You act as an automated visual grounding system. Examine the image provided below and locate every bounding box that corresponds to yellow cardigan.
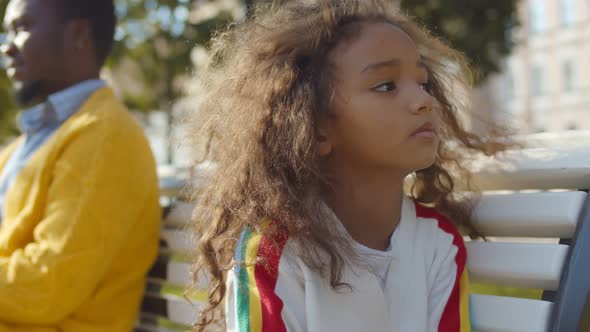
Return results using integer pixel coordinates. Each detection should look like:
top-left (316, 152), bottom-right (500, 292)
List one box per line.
top-left (0, 87), bottom-right (161, 332)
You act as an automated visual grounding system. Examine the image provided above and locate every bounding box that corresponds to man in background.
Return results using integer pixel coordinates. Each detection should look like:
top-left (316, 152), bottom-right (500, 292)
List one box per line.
top-left (0, 0), bottom-right (161, 331)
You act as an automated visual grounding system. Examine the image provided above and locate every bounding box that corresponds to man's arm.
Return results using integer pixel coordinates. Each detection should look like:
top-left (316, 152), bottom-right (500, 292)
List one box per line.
top-left (0, 138), bottom-right (23, 173)
top-left (0, 124), bottom-right (156, 324)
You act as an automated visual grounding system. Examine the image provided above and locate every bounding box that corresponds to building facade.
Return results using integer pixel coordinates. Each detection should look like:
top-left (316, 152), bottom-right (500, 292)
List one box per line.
top-left (480, 0), bottom-right (590, 133)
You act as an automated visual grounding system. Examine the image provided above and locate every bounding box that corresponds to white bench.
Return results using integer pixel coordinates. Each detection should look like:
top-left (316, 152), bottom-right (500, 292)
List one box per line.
top-left (466, 135), bottom-right (590, 332)
top-left (135, 178), bottom-right (201, 332)
top-left (137, 133), bottom-right (590, 332)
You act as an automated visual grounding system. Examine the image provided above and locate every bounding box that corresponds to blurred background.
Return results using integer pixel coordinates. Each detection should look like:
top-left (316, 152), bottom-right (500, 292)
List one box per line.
top-left (0, 0), bottom-right (588, 169)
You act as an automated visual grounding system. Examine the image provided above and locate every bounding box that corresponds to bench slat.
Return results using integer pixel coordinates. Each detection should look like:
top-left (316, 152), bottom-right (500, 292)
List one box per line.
top-left (159, 178), bottom-right (186, 197)
top-left (135, 321), bottom-right (186, 332)
top-left (470, 294), bottom-right (552, 332)
top-left (472, 191), bottom-right (586, 238)
top-left (145, 279), bottom-right (208, 303)
top-left (141, 295), bottom-right (196, 327)
top-left (167, 298), bottom-right (196, 327)
top-left (166, 261), bottom-right (192, 287)
top-left (148, 254), bottom-right (210, 290)
top-left (161, 229), bottom-right (192, 253)
top-left (467, 242), bottom-right (569, 290)
top-left (164, 202), bottom-right (194, 227)
top-left (142, 280), bottom-right (206, 327)
top-left (467, 146), bottom-right (590, 191)
top-left (135, 324), bottom-right (185, 332)
top-left (148, 256), bottom-right (192, 287)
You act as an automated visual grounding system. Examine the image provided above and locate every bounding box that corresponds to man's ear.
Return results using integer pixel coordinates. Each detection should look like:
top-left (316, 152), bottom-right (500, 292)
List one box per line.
top-left (64, 19), bottom-right (92, 52)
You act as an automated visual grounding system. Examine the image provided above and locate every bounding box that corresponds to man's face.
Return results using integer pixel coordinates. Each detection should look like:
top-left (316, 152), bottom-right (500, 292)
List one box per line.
top-left (2, 0), bottom-right (65, 106)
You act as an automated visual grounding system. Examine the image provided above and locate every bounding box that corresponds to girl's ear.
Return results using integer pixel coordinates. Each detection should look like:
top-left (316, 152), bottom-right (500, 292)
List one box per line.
top-left (317, 117), bottom-right (334, 157)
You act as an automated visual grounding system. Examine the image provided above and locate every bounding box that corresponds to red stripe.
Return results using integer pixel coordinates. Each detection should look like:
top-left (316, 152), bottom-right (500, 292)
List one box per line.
top-left (415, 203), bottom-right (467, 332)
top-left (254, 228), bottom-right (289, 332)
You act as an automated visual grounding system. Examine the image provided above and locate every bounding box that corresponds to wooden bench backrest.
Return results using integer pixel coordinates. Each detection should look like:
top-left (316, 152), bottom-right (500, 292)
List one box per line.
top-left (136, 180), bottom-right (198, 332)
top-left (465, 138), bottom-right (590, 332)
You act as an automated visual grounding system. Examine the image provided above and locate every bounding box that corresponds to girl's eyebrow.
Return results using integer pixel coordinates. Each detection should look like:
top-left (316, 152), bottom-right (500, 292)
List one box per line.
top-left (361, 59), bottom-right (400, 74)
top-left (362, 58), bottom-right (428, 74)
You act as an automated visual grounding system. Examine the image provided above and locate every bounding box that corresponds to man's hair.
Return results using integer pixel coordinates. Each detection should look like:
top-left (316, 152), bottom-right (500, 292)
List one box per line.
top-left (56, 0), bottom-right (116, 67)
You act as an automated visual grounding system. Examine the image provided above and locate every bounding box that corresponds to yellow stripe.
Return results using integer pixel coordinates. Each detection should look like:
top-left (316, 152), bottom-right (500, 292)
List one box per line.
top-left (246, 231), bottom-right (263, 332)
top-left (460, 268), bottom-right (472, 332)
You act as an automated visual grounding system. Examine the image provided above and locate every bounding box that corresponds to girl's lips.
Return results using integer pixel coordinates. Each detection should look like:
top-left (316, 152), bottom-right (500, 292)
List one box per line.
top-left (412, 130), bottom-right (436, 138)
top-left (411, 122), bottom-right (437, 138)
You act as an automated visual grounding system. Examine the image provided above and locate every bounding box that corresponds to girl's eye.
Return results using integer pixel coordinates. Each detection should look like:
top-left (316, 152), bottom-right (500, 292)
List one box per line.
top-left (420, 81), bottom-right (433, 93)
top-left (372, 82), bottom-right (396, 92)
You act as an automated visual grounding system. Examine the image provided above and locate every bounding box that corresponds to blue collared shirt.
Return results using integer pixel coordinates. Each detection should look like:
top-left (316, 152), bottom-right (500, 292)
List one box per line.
top-left (0, 79), bottom-right (105, 222)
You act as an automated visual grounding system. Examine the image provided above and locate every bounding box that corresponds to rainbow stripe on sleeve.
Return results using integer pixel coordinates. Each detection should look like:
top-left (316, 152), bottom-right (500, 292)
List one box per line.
top-left (233, 225), bottom-right (289, 332)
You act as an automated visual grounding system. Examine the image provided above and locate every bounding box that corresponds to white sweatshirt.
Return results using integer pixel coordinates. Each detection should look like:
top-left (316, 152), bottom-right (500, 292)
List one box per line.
top-left (225, 195), bottom-right (471, 332)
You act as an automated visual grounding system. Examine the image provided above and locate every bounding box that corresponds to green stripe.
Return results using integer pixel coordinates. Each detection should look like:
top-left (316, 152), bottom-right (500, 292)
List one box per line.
top-left (156, 316), bottom-right (191, 331)
top-left (237, 229), bottom-right (253, 332)
top-left (159, 281), bottom-right (208, 303)
top-left (169, 252), bottom-right (192, 262)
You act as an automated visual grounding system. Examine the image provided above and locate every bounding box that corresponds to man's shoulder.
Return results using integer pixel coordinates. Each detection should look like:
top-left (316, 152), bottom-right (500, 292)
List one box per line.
top-left (0, 137), bottom-right (24, 168)
top-left (65, 87), bottom-right (149, 146)
top-left (78, 87), bottom-right (139, 129)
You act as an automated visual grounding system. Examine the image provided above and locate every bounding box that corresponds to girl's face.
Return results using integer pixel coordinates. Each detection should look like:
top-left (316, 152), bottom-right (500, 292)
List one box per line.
top-left (322, 22), bottom-right (440, 176)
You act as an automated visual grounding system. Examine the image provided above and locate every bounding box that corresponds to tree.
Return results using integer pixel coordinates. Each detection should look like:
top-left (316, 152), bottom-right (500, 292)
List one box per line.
top-left (246, 0), bottom-right (519, 83)
top-left (0, 72), bottom-right (17, 143)
top-left (399, 0), bottom-right (519, 82)
top-left (0, 0), bottom-right (18, 143)
top-left (108, 0), bottom-right (243, 163)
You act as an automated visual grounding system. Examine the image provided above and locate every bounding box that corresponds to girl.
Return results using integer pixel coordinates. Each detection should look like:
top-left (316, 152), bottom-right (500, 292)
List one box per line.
top-left (189, 0), bottom-right (507, 331)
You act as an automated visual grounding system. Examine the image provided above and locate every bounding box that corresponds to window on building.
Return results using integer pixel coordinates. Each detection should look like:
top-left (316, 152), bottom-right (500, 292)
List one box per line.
top-left (534, 126), bottom-right (546, 133)
top-left (531, 65), bottom-right (545, 96)
top-left (560, 0), bottom-right (576, 26)
top-left (561, 59), bottom-right (576, 92)
top-left (529, 0), bottom-right (545, 33)
top-left (505, 72), bottom-right (515, 100)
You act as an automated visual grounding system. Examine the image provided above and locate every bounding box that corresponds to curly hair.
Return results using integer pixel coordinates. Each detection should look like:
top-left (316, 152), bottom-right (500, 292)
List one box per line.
top-left (187, 0), bottom-right (511, 329)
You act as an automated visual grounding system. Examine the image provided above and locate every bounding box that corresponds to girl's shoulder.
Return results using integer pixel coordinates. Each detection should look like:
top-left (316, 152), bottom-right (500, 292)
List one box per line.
top-left (412, 199), bottom-right (464, 242)
top-left (228, 223), bottom-right (303, 332)
top-left (232, 221), bottom-right (309, 284)
top-left (408, 199), bottom-right (467, 260)
top-left (234, 220), bottom-right (291, 267)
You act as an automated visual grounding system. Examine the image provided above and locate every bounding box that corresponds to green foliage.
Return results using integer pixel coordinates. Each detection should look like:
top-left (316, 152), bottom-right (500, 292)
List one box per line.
top-left (109, 0), bottom-right (237, 112)
top-left (0, 0), bottom-right (18, 143)
top-left (0, 72), bottom-right (17, 142)
top-left (400, 0), bottom-right (519, 82)
top-left (108, 0), bottom-right (241, 163)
